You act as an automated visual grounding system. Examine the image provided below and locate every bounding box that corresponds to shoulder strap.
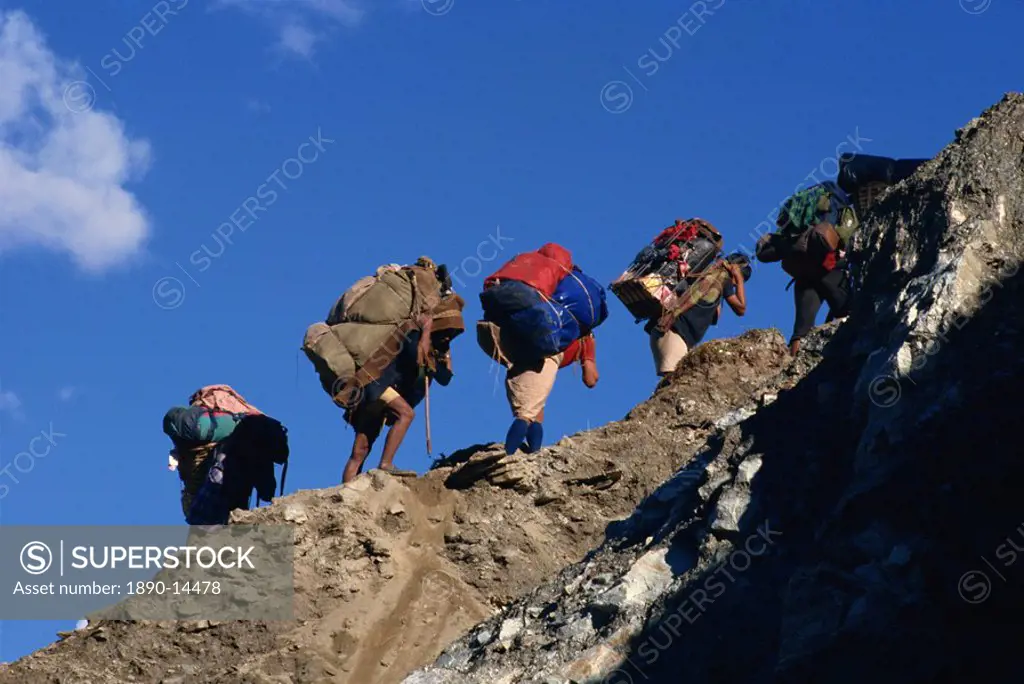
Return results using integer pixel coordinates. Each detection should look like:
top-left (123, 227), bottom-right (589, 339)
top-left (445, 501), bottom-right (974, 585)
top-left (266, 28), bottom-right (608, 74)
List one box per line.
top-left (664, 264), bottom-right (728, 324)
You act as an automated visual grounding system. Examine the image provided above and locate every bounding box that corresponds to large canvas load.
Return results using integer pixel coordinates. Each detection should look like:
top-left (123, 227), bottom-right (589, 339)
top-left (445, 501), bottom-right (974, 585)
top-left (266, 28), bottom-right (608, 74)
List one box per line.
top-left (327, 263), bottom-right (443, 326)
top-left (610, 218), bottom-right (724, 322)
top-left (302, 320), bottom-right (405, 406)
top-left (303, 255), bottom-right (463, 408)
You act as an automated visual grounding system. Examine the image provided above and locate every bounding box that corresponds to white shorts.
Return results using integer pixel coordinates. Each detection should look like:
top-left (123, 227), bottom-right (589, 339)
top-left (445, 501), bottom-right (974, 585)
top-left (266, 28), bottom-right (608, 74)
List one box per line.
top-left (649, 328), bottom-right (689, 375)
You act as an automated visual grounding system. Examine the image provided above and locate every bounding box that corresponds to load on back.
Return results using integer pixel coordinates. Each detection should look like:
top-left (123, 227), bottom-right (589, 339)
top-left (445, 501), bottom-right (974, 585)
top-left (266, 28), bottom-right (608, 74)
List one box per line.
top-left (302, 259), bottom-right (460, 407)
top-left (838, 153), bottom-right (928, 214)
top-left (477, 243), bottom-right (609, 363)
top-left (755, 181), bottom-right (859, 281)
top-left (610, 218), bottom-right (725, 323)
top-left (162, 384), bottom-right (289, 525)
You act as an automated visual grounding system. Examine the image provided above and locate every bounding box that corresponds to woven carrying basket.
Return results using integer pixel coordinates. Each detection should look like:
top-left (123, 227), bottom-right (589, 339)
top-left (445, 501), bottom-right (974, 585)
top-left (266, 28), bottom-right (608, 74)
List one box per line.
top-left (856, 181), bottom-right (890, 214)
top-left (610, 274), bottom-right (679, 320)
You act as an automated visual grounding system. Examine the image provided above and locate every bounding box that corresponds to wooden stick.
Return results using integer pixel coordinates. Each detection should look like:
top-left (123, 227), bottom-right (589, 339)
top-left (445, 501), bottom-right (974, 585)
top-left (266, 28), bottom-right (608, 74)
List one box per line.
top-left (424, 373), bottom-right (432, 455)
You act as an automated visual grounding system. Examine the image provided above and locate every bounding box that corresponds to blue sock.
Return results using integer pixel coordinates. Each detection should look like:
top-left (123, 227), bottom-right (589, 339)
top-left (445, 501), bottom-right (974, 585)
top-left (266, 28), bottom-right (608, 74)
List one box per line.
top-left (505, 418), bottom-right (529, 455)
top-left (525, 421), bottom-right (544, 453)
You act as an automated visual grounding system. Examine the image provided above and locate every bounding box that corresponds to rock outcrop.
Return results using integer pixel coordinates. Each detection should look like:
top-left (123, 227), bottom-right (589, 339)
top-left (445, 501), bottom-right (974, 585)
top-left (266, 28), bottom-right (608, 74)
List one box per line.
top-left (402, 92), bottom-right (1024, 683)
top-left (3, 93), bottom-right (1022, 684)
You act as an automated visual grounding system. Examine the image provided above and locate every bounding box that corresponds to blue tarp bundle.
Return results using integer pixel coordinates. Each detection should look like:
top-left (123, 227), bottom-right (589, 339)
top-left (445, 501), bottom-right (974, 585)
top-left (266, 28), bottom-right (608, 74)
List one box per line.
top-left (480, 267), bottom-right (608, 358)
top-left (552, 267), bottom-right (608, 333)
top-left (163, 407), bottom-right (242, 446)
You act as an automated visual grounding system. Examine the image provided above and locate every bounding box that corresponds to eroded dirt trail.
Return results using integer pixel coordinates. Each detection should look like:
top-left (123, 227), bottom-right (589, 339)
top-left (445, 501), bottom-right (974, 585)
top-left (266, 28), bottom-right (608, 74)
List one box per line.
top-left (340, 479), bottom-right (493, 684)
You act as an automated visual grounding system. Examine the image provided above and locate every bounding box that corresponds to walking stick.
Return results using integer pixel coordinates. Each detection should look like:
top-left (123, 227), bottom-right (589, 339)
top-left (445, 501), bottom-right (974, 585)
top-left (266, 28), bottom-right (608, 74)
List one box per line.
top-left (424, 372), bottom-right (432, 455)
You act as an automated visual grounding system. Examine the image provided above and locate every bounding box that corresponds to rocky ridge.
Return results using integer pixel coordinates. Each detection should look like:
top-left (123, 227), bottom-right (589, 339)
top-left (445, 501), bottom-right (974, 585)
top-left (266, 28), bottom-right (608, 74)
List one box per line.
top-left (402, 92), bottom-right (1024, 683)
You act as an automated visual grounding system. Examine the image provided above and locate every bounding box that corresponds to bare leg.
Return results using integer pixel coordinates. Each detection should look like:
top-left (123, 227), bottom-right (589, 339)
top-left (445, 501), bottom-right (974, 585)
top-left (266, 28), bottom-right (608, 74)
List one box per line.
top-left (343, 414), bottom-right (382, 484)
top-left (378, 396), bottom-right (416, 472)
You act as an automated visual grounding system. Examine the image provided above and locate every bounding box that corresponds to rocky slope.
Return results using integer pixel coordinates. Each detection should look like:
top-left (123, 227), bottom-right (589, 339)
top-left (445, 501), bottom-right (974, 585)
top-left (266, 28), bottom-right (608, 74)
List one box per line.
top-left (0, 324), bottom-right (831, 683)
top-left (4, 92), bottom-right (1022, 684)
top-left (402, 92), bottom-right (1024, 683)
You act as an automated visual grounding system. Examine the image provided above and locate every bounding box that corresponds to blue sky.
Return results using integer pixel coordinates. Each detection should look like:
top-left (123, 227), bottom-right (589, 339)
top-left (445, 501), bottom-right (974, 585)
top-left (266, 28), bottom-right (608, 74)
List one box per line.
top-left (0, 0), bottom-right (1019, 664)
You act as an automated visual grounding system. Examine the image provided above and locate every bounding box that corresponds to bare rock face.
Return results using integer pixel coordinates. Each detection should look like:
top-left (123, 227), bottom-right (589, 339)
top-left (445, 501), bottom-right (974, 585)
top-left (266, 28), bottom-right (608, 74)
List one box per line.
top-left (402, 93), bottom-right (1024, 683)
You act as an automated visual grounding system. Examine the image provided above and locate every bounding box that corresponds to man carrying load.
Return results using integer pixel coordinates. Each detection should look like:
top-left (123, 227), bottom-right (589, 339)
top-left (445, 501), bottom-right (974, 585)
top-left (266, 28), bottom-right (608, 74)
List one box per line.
top-left (162, 384), bottom-right (289, 525)
top-left (755, 181), bottom-right (858, 355)
top-left (476, 243), bottom-right (607, 454)
top-left (341, 293), bottom-right (464, 483)
top-left (610, 219), bottom-right (750, 376)
top-left (649, 253), bottom-right (750, 376)
top-left (302, 257), bottom-right (466, 484)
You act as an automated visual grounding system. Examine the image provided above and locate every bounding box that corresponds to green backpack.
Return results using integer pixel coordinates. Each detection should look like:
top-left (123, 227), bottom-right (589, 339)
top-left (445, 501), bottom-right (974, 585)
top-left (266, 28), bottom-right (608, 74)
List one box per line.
top-left (776, 181), bottom-right (859, 248)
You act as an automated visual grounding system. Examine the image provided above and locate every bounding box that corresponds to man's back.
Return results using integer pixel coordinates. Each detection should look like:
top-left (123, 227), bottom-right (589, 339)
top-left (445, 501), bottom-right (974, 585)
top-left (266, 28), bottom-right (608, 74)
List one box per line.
top-left (649, 278), bottom-right (736, 348)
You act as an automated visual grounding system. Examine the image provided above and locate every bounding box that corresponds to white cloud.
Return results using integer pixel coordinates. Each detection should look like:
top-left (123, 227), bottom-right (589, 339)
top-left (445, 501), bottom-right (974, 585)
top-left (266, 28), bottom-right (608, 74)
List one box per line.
top-left (214, 0), bottom-right (367, 59)
top-left (0, 389), bottom-right (24, 420)
top-left (0, 10), bottom-right (152, 274)
top-left (279, 22), bottom-right (319, 59)
top-left (57, 386), bottom-right (76, 401)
